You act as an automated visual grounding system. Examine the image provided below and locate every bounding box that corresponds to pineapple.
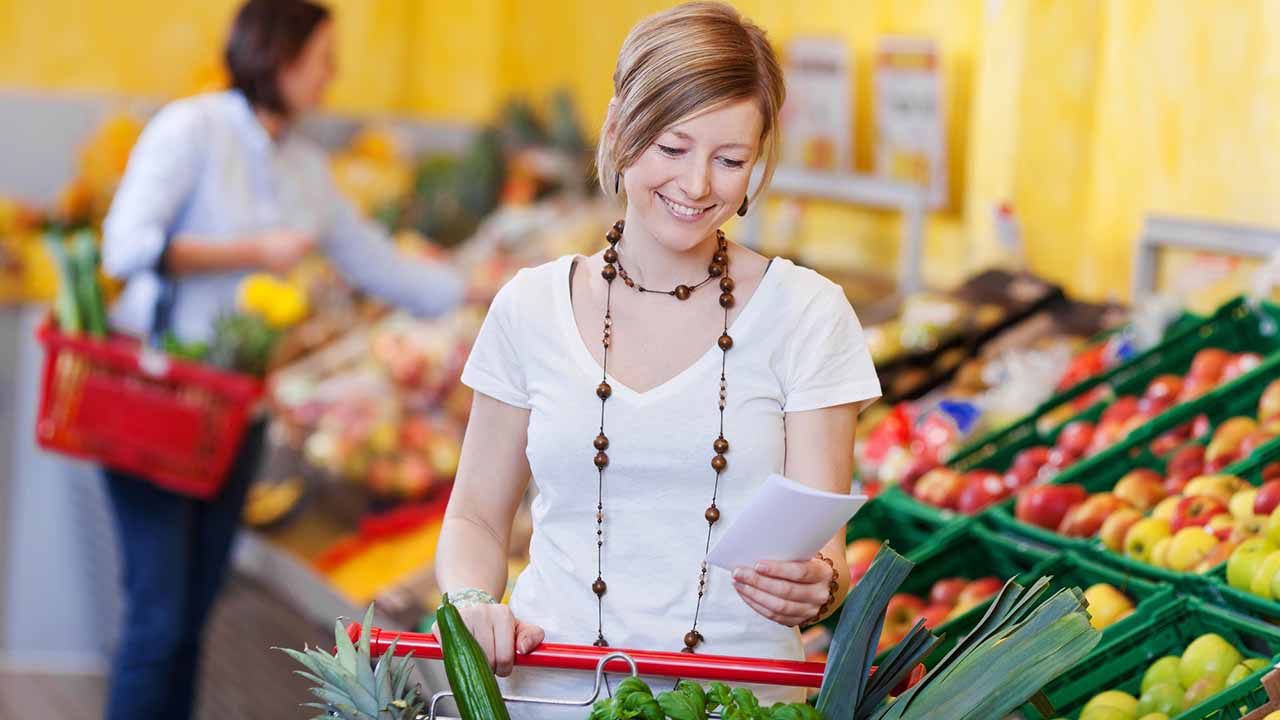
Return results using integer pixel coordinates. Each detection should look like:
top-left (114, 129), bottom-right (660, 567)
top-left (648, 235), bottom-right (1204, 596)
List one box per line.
top-left (277, 605), bottom-right (428, 720)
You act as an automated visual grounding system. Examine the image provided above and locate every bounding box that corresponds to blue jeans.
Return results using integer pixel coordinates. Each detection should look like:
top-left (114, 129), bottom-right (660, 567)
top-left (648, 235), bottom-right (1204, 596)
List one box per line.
top-left (102, 420), bottom-right (265, 720)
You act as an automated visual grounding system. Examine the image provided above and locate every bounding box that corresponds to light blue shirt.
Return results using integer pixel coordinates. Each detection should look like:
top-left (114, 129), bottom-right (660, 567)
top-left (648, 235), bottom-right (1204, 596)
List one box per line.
top-left (103, 90), bottom-right (464, 342)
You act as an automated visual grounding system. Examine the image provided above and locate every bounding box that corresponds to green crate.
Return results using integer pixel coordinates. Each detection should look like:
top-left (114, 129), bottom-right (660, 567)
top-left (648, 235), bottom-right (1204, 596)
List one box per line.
top-left (949, 297), bottom-right (1280, 474)
top-left (1020, 595), bottom-right (1280, 720)
top-left (844, 493), bottom-right (960, 558)
top-left (981, 355), bottom-right (1280, 581)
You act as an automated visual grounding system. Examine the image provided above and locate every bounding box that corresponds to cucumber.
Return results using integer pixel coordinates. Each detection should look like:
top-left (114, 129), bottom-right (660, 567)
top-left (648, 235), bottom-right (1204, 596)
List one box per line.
top-left (42, 232), bottom-right (81, 334)
top-left (436, 593), bottom-right (511, 720)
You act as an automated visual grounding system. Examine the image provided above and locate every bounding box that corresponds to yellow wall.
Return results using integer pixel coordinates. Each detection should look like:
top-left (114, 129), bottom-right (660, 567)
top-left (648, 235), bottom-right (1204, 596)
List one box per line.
top-left (3, 1), bottom-right (1280, 300)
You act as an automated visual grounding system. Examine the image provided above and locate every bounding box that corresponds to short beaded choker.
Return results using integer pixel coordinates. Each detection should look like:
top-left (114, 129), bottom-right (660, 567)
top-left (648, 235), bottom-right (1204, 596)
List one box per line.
top-left (591, 220), bottom-right (736, 652)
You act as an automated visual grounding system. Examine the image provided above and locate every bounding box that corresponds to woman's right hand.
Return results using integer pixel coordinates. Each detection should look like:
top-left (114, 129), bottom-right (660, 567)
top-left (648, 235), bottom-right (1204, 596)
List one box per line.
top-left (433, 603), bottom-right (545, 677)
top-left (253, 230), bottom-right (315, 273)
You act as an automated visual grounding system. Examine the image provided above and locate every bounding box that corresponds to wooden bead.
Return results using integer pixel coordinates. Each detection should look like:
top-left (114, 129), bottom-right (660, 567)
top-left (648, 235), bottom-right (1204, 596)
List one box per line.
top-left (719, 276), bottom-right (735, 292)
top-left (614, 219), bottom-right (625, 231)
top-left (718, 333), bottom-right (733, 351)
top-left (683, 631), bottom-right (701, 649)
top-left (711, 454), bottom-right (727, 471)
top-left (594, 451), bottom-right (609, 468)
top-left (594, 433), bottom-right (609, 451)
top-left (707, 263), bottom-right (723, 277)
top-left (606, 229), bottom-right (621, 243)
top-left (592, 578), bottom-right (607, 596)
top-left (601, 264), bottom-right (617, 282)
top-left (623, 277), bottom-right (635, 288)
top-left (596, 382), bottom-right (612, 399)
top-left (714, 437), bottom-right (729, 454)
top-left (719, 292), bottom-right (734, 308)
top-left (603, 247), bottom-right (618, 264)
top-left (713, 252), bottom-right (728, 266)
top-left (705, 504), bottom-right (720, 523)
top-left (674, 285), bottom-right (691, 301)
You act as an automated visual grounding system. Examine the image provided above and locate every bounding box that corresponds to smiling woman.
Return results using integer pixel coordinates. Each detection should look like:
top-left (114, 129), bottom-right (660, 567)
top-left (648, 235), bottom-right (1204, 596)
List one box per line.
top-left (433, 3), bottom-right (881, 718)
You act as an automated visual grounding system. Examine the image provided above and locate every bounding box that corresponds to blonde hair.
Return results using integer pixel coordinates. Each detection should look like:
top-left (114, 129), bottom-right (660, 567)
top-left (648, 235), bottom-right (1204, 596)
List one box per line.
top-left (596, 2), bottom-right (785, 203)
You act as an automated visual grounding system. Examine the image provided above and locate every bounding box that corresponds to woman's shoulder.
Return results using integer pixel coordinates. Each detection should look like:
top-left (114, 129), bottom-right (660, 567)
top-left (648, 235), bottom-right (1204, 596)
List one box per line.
top-left (767, 257), bottom-right (855, 318)
top-left (488, 255), bottom-right (574, 312)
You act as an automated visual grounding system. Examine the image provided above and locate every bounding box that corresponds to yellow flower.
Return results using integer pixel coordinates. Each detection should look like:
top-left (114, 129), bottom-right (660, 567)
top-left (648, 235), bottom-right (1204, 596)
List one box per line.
top-left (238, 274), bottom-right (277, 315)
top-left (259, 283), bottom-right (309, 329)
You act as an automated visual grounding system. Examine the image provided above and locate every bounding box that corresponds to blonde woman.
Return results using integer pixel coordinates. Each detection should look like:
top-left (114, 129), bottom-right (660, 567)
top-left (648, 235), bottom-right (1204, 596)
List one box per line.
top-left (434, 2), bottom-right (879, 713)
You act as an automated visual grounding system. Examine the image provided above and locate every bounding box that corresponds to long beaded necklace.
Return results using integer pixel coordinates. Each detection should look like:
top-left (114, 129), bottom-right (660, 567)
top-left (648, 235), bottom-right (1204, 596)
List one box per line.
top-left (591, 219), bottom-right (736, 653)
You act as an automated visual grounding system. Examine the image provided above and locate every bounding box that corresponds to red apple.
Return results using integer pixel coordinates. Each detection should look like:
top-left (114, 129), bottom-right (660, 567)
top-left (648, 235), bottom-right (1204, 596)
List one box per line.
top-left (914, 468), bottom-right (966, 509)
top-left (1152, 426), bottom-right (1192, 457)
top-left (919, 602), bottom-right (952, 630)
top-left (1239, 430), bottom-right (1277, 459)
top-left (1100, 396), bottom-right (1141, 426)
top-left (884, 593), bottom-right (926, 635)
top-left (1113, 469), bottom-right (1167, 512)
top-left (1056, 421), bottom-right (1096, 455)
top-left (1167, 444), bottom-right (1207, 484)
top-left (1012, 446), bottom-right (1053, 474)
top-left (1223, 352), bottom-right (1263, 383)
top-left (1254, 480), bottom-right (1280, 516)
top-left (1192, 413), bottom-right (1212, 439)
top-left (1137, 394), bottom-right (1176, 419)
top-left (1047, 446), bottom-right (1082, 470)
top-left (1003, 467), bottom-right (1038, 492)
top-left (845, 538), bottom-right (882, 585)
top-left (956, 471), bottom-right (1008, 514)
top-left (900, 458), bottom-right (940, 496)
top-left (1099, 507), bottom-right (1143, 551)
top-left (1145, 374), bottom-right (1185, 401)
top-left (1170, 495), bottom-right (1230, 533)
top-left (1088, 423), bottom-right (1127, 455)
top-left (1260, 379), bottom-right (1280, 424)
top-left (1015, 484), bottom-right (1088, 530)
top-left (956, 577), bottom-right (1003, 606)
top-left (1189, 348), bottom-right (1231, 383)
top-left (928, 577), bottom-right (969, 606)
top-left (1265, 462), bottom-right (1280, 484)
top-left (1058, 493), bottom-right (1130, 537)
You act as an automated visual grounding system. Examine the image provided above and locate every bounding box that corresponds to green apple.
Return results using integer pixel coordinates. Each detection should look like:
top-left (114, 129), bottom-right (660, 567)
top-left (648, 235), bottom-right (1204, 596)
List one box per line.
top-left (1251, 551), bottom-right (1280, 598)
top-left (1179, 633), bottom-right (1242, 687)
top-left (1081, 709), bottom-right (1136, 720)
top-left (1226, 658), bottom-right (1270, 685)
top-left (1268, 505), bottom-right (1280, 545)
top-left (1228, 538), bottom-right (1278, 590)
top-left (1137, 682), bottom-right (1183, 716)
top-left (1138, 714), bottom-right (1170, 720)
top-left (1082, 689), bottom-right (1139, 718)
top-left (1183, 674), bottom-right (1226, 707)
top-left (1142, 656), bottom-right (1184, 694)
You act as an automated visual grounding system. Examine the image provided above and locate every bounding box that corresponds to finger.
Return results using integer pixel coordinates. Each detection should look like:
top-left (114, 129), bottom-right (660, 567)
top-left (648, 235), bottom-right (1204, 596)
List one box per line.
top-left (737, 586), bottom-right (806, 627)
top-left (491, 609), bottom-right (515, 677)
top-left (515, 621), bottom-right (545, 655)
top-left (734, 579), bottom-right (816, 624)
top-left (753, 559), bottom-right (825, 584)
top-left (733, 567), bottom-right (827, 604)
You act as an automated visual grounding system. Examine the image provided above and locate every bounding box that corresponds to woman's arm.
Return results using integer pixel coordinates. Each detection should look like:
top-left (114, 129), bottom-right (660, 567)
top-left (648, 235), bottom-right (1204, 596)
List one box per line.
top-left (435, 391), bottom-right (534, 601)
top-left (732, 402), bottom-right (858, 626)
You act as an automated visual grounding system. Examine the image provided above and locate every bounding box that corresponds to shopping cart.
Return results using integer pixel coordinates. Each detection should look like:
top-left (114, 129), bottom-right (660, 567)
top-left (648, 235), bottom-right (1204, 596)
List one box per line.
top-left (345, 623), bottom-right (926, 719)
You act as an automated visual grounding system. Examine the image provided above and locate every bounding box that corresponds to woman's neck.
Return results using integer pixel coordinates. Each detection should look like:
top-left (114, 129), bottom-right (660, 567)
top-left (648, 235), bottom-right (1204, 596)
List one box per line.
top-left (615, 212), bottom-right (720, 289)
top-left (254, 108), bottom-right (291, 141)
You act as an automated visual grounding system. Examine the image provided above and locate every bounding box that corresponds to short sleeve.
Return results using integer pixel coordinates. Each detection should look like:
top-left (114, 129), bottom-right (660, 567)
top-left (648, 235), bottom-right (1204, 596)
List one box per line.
top-left (783, 281), bottom-right (882, 414)
top-left (460, 273), bottom-right (531, 409)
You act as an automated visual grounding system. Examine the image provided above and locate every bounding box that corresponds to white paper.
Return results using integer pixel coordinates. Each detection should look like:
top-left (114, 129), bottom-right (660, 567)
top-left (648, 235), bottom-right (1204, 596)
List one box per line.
top-left (706, 474), bottom-right (868, 571)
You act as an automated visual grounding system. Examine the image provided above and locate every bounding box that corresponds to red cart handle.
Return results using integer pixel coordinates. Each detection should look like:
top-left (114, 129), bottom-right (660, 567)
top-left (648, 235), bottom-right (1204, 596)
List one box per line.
top-left (347, 624), bottom-right (925, 691)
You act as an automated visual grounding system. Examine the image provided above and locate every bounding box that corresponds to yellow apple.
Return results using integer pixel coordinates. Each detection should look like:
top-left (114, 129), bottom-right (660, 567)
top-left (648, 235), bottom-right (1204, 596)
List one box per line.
top-left (1083, 583), bottom-right (1135, 629)
top-left (1229, 538), bottom-right (1279, 590)
top-left (1082, 690), bottom-right (1139, 717)
top-left (1151, 536), bottom-right (1174, 568)
top-left (1153, 496), bottom-right (1181, 522)
top-left (1250, 551), bottom-right (1280, 599)
top-left (1267, 505), bottom-right (1280, 546)
top-left (1184, 475), bottom-right (1241, 504)
top-left (1231, 489), bottom-right (1259, 520)
top-left (1167, 527), bottom-right (1218, 571)
top-left (1126, 518), bottom-right (1173, 563)
top-left (1208, 514), bottom-right (1237, 537)
top-left (1231, 514), bottom-right (1268, 543)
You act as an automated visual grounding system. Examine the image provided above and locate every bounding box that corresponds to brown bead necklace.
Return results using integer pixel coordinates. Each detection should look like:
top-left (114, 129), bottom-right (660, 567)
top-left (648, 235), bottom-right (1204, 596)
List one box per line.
top-left (591, 219), bottom-right (736, 653)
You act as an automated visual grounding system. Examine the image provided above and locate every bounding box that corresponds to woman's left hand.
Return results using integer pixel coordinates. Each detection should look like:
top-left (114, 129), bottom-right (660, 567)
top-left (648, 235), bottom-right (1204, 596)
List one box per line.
top-left (733, 558), bottom-right (833, 627)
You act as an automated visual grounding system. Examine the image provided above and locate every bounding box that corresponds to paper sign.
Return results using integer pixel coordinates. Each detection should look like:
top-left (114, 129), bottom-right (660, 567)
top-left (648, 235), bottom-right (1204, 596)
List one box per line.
top-left (875, 36), bottom-right (947, 208)
top-left (781, 37), bottom-right (853, 171)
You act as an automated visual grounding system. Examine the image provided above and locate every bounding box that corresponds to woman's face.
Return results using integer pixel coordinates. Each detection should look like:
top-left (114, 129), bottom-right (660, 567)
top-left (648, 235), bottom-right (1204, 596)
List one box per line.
top-left (621, 98), bottom-right (763, 252)
top-left (278, 18), bottom-right (336, 116)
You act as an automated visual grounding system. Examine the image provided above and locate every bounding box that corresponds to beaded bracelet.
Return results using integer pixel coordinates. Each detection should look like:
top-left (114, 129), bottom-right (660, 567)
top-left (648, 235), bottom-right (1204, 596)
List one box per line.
top-left (445, 587), bottom-right (499, 609)
top-left (806, 552), bottom-right (840, 626)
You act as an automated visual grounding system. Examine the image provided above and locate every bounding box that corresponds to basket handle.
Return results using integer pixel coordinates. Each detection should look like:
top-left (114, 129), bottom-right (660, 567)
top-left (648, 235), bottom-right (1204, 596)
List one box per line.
top-left (347, 623), bottom-right (898, 690)
top-left (1241, 668), bottom-right (1280, 720)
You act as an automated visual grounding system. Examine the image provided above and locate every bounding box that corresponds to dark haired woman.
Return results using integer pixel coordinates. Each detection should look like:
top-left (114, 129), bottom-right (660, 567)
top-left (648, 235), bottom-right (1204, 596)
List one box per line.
top-left (99, 1), bottom-right (462, 717)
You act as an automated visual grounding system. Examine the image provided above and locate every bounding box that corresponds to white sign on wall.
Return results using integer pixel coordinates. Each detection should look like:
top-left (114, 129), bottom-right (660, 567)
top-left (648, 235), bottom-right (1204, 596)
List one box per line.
top-left (780, 37), bottom-right (852, 172)
top-left (875, 36), bottom-right (947, 208)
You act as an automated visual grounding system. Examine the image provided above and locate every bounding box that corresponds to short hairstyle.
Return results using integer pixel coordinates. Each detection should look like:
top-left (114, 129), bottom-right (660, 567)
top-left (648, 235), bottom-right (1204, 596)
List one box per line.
top-left (224, 0), bottom-right (331, 114)
top-left (596, 2), bottom-right (786, 203)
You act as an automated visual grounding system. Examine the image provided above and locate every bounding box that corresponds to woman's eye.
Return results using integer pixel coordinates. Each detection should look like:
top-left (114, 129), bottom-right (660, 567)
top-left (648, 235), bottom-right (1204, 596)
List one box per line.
top-left (720, 157), bottom-right (746, 169)
top-left (657, 144), bottom-right (686, 157)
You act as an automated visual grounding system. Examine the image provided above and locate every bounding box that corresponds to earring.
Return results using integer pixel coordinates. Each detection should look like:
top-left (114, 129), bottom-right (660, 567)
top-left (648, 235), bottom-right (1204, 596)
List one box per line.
top-left (615, 172), bottom-right (621, 194)
top-left (737, 197), bottom-right (749, 217)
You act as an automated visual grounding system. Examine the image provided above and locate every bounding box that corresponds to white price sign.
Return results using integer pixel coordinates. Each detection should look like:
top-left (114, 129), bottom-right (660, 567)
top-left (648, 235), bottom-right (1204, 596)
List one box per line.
top-left (875, 36), bottom-right (947, 208)
top-left (780, 37), bottom-right (852, 171)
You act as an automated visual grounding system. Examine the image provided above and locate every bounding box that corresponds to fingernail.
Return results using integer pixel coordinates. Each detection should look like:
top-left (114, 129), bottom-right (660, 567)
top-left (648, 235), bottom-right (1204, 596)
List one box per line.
top-left (755, 562), bottom-right (767, 573)
top-left (733, 569), bottom-right (744, 581)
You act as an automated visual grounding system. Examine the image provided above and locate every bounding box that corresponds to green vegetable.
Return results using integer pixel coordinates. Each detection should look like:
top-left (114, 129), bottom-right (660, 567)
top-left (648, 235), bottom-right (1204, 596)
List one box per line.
top-left (436, 593), bottom-right (512, 720)
top-left (207, 312), bottom-right (279, 376)
top-left (43, 232), bottom-right (81, 334)
top-left (162, 333), bottom-right (209, 362)
top-left (70, 230), bottom-right (106, 337)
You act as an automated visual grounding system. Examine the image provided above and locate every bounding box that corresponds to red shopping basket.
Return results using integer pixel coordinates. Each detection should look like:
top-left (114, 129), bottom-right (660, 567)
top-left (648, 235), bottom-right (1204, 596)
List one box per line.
top-left (34, 318), bottom-right (263, 499)
top-left (345, 623), bottom-right (925, 716)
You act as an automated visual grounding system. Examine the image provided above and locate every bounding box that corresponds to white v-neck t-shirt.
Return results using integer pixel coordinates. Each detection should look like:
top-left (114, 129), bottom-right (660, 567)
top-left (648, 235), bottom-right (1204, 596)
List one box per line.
top-left (458, 254), bottom-right (880, 715)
